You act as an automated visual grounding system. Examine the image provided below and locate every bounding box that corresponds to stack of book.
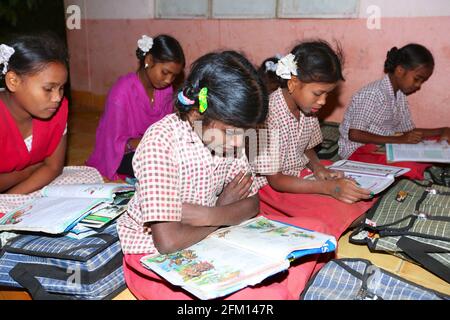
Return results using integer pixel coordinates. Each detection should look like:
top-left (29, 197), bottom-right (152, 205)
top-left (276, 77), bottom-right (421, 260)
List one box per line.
top-left (0, 183), bottom-right (134, 238)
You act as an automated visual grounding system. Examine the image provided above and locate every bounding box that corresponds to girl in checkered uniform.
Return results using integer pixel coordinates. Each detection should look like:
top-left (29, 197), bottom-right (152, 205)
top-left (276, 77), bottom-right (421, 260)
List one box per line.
top-left (338, 44), bottom-right (450, 179)
top-left (253, 41), bottom-right (375, 240)
top-left (118, 50), bottom-right (330, 300)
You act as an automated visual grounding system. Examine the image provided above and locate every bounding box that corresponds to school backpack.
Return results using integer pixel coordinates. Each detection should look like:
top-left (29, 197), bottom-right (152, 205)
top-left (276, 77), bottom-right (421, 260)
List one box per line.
top-left (0, 222), bottom-right (125, 300)
top-left (424, 164), bottom-right (450, 187)
top-left (316, 121), bottom-right (340, 161)
top-left (349, 179), bottom-right (450, 283)
top-left (301, 258), bottom-right (448, 300)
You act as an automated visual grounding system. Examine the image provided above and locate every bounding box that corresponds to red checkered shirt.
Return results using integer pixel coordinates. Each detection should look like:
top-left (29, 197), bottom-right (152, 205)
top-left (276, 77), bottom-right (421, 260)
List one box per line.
top-left (117, 114), bottom-right (258, 254)
top-left (252, 88), bottom-right (323, 189)
top-left (338, 75), bottom-right (415, 159)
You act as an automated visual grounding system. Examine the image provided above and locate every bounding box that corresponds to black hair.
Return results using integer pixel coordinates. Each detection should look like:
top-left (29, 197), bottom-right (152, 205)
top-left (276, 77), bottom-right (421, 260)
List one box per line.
top-left (384, 43), bottom-right (434, 73)
top-left (136, 34), bottom-right (185, 69)
top-left (279, 40), bottom-right (345, 88)
top-left (257, 56), bottom-right (281, 93)
top-left (0, 32), bottom-right (68, 82)
top-left (176, 50), bottom-right (268, 129)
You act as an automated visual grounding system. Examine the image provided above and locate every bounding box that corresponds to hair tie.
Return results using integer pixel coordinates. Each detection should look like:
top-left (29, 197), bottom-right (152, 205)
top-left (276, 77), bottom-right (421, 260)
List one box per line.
top-left (137, 35), bottom-right (153, 54)
top-left (198, 87), bottom-right (208, 114)
top-left (265, 61), bottom-right (277, 73)
top-left (0, 44), bottom-right (15, 75)
top-left (177, 90), bottom-right (196, 106)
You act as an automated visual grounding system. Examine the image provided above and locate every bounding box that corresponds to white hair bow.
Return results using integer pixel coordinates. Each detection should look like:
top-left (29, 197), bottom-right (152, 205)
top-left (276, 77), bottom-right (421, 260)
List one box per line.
top-left (275, 53), bottom-right (298, 80)
top-left (137, 35), bottom-right (153, 53)
top-left (0, 44), bottom-right (15, 75)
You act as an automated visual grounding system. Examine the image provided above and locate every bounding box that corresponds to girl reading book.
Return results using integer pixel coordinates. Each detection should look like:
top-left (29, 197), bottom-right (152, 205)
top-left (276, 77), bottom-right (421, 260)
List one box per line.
top-left (253, 40), bottom-right (375, 240)
top-left (0, 33), bottom-right (102, 199)
top-left (117, 50), bottom-right (330, 300)
top-left (338, 44), bottom-right (450, 179)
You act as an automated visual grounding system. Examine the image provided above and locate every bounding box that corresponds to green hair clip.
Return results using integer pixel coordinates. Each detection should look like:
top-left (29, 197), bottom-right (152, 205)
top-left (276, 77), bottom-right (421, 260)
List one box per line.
top-left (198, 87), bottom-right (208, 113)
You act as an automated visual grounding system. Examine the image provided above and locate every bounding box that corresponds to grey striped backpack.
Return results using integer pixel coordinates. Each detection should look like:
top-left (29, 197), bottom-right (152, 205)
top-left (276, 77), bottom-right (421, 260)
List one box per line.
top-left (301, 258), bottom-right (448, 300)
top-left (350, 179), bottom-right (450, 283)
top-left (0, 222), bottom-right (125, 300)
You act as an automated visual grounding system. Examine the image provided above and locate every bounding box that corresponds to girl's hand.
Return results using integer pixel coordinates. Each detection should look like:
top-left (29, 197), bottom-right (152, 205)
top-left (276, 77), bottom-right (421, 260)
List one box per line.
top-left (216, 171), bottom-right (253, 206)
top-left (399, 131), bottom-right (423, 144)
top-left (313, 165), bottom-right (344, 181)
top-left (327, 178), bottom-right (372, 204)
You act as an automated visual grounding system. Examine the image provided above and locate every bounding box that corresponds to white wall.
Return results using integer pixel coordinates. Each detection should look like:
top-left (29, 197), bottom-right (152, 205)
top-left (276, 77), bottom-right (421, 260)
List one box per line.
top-left (64, 0), bottom-right (450, 20)
top-left (64, 0), bottom-right (154, 19)
top-left (359, 0), bottom-right (450, 17)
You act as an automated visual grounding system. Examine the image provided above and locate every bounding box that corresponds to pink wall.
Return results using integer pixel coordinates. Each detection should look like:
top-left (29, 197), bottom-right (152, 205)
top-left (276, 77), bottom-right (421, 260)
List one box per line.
top-left (66, 17), bottom-right (450, 127)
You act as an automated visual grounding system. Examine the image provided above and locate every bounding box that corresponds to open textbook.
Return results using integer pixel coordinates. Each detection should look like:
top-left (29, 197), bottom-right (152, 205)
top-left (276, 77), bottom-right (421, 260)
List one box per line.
top-left (305, 160), bottom-right (410, 194)
top-left (386, 140), bottom-right (450, 163)
top-left (0, 183), bottom-right (134, 234)
top-left (140, 216), bottom-right (336, 300)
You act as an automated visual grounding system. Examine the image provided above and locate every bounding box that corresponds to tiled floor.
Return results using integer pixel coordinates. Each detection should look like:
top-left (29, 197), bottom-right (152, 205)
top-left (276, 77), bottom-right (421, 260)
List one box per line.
top-left (2, 107), bottom-right (447, 300)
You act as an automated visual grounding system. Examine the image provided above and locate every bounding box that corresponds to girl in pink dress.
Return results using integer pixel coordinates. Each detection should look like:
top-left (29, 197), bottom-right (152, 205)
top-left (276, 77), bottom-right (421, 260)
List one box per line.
top-left (86, 34), bottom-right (185, 180)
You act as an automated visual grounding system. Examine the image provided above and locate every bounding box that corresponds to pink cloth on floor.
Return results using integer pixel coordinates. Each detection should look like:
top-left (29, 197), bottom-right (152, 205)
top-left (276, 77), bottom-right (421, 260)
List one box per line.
top-left (258, 163), bottom-right (376, 240)
top-left (122, 214), bottom-right (331, 300)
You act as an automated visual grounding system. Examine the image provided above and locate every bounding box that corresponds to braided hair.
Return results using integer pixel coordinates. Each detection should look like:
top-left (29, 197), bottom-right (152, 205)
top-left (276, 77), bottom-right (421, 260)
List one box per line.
top-left (384, 44), bottom-right (434, 73)
top-left (278, 39), bottom-right (345, 88)
top-left (176, 50), bottom-right (268, 129)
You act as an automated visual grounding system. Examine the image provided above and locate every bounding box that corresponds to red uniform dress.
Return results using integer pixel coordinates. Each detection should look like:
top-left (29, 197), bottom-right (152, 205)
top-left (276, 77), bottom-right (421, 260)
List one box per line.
top-left (0, 98), bottom-right (103, 215)
top-left (0, 98), bottom-right (68, 173)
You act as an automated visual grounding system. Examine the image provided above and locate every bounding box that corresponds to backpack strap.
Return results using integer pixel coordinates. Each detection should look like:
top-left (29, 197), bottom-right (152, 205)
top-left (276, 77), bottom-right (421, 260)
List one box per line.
top-left (397, 237), bottom-right (450, 283)
top-left (9, 248), bottom-right (123, 300)
top-left (332, 259), bottom-right (383, 300)
top-left (9, 263), bottom-right (74, 300)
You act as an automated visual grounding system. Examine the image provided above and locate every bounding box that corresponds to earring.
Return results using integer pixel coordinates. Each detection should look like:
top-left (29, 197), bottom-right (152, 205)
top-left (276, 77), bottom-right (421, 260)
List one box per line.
top-left (145, 63), bottom-right (149, 69)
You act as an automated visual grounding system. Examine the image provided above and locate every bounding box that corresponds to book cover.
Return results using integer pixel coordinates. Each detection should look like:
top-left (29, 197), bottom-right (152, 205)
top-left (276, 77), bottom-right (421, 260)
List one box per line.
top-left (386, 141), bottom-right (450, 163)
top-left (140, 216), bottom-right (336, 299)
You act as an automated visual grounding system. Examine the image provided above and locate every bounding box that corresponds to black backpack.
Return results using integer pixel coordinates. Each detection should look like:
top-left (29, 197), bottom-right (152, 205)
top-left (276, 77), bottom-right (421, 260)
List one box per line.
top-left (316, 121), bottom-right (340, 161)
top-left (424, 164), bottom-right (450, 187)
